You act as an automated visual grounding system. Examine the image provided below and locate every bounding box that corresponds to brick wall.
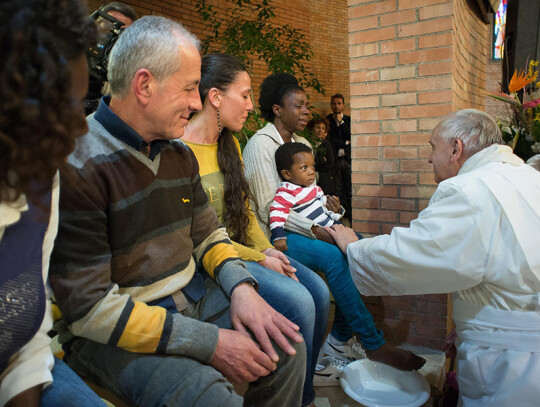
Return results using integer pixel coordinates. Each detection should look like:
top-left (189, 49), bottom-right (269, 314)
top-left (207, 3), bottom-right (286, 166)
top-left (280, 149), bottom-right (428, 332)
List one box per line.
top-left (87, 0), bottom-right (349, 116)
top-left (348, 0), bottom-right (491, 349)
top-left (485, 60), bottom-right (511, 119)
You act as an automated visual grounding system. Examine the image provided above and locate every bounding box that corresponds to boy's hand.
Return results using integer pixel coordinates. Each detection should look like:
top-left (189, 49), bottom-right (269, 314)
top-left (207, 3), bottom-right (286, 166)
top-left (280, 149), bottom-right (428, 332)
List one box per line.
top-left (312, 225), bottom-right (337, 245)
top-left (273, 239), bottom-right (288, 252)
top-left (325, 195), bottom-right (341, 213)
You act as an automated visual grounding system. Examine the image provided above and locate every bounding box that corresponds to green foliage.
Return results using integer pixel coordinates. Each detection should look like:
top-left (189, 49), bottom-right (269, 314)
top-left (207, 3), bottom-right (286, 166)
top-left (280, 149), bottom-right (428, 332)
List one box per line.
top-left (196, 0), bottom-right (326, 95)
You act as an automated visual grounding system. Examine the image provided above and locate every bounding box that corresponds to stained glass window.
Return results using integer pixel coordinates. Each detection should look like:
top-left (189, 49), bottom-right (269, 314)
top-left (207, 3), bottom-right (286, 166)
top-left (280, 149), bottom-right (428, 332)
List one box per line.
top-left (494, 0), bottom-right (507, 60)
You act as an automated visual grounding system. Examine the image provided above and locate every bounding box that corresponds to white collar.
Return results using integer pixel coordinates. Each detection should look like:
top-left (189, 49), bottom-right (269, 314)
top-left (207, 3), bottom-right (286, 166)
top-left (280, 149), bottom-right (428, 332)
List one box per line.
top-left (459, 144), bottom-right (523, 175)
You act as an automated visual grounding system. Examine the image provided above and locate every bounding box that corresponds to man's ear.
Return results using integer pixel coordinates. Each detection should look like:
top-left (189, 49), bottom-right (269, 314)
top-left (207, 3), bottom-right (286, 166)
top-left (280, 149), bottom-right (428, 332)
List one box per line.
top-left (450, 138), bottom-right (464, 162)
top-left (281, 169), bottom-right (292, 181)
top-left (132, 68), bottom-right (153, 105)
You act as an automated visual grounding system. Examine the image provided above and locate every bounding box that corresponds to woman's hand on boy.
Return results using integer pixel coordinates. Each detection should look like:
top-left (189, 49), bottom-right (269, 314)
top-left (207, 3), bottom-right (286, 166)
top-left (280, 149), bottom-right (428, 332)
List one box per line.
top-left (260, 247), bottom-right (298, 281)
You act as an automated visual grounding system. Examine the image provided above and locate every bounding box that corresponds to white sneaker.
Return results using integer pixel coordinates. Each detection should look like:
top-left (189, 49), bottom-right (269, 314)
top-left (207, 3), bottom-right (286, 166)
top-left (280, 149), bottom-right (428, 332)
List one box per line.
top-left (321, 335), bottom-right (366, 363)
top-left (313, 356), bottom-right (347, 387)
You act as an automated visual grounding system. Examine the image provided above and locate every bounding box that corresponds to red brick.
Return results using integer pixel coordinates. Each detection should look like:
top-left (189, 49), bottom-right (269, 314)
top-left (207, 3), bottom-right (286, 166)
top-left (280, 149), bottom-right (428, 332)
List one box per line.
top-left (381, 93), bottom-right (417, 106)
top-left (381, 224), bottom-right (396, 234)
top-left (350, 55), bottom-right (396, 70)
top-left (350, 96), bottom-right (379, 109)
top-left (351, 81), bottom-right (397, 96)
top-left (419, 117), bottom-right (443, 131)
top-left (356, 108), bottom-right (397, 121)
top-left (383, 146), bottom-right (418, 159)
top-left (400, 76), bottom-right (452, 92)
top-left (350, 70), bottom-right (380, 82)
top-left (352, 196), bottom-right (380, 209)
top-left (349, 43), bottom-right (378, 57)
top-left (401, 186), bottom-right (436, 198)
top-left (349, 26), bottom-right (396, 45)
top-left (380, 9), bottom-right (417, 26)
top-left (401, 160), bottom-right (434, 173)
top-left (351, 173), bottom-right (379, 184)
top-left (349, 16), bottom-right (379, 32)
top-left (353, 134), bottom-right (399, 146)
top-left (381, 197), bottom-right (416, 211)
top-left (400, 104), bottom-right (452, 119)
top-left (349, 0), bottom-right (396, 19)
top-left (383, 173), bottom-right (417, 184)
top-left (399, 47), bottom-right (452, 64)
top-left (382, 120), bottom-right (417, 132)
top-left (419, 33), bottom-right (453, 48)
top-left (352, 147), bottom-right (379, 159)
top-left (419, 146), bottom-right (432, 158)
top-left (352, 221), bottom-right (381, 234)
top-left (419, 61), bottom-right (452, 76)
top-left (418, 199), bottom-right (430, 211)
top-left (419, 89), bottom-right (453, 104)
top-left (419, 173), bottom-right (437, 185)
top-left (380, 38), bottom-right (416, 54)
top-left (351, 121), bottom-right (380, 134)
top-left (398, 0), bottom-right (448, 10)
top-left (398, 17), bottom-right (452, 37)
top-left (416, 300), bottom-right (447, 315)
top-left (355, 209), bottom-right (397, 222)
top-left (400, 133), bottom-right (431, 145)
top-left (356, 185), bottom-right (398, 197)
top-left (399, 211), bottom-right (418, 224)
top-left (419, 2), bottom-right (454, 19)
top-left (380, 66), bottom-right (416, 80)
top-left (352, 161), bottom-right (398, 173)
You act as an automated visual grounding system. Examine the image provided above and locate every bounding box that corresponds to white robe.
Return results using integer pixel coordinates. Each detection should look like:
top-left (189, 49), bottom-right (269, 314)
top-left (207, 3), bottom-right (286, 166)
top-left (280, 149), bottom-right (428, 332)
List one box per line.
top-left (347, 145), bottom-right (540, 406)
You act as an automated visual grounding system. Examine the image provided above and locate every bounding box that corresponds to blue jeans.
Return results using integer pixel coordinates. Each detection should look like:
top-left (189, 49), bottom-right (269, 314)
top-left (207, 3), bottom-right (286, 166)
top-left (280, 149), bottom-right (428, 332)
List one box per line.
top-left (284, 232), bottom-right (385, 350)
top-left (40, 357), bottom-right (106, 406)
top-left (64, 278), bottom-right (305, 407)
top-left (246, 257), bottom-right (329, 406)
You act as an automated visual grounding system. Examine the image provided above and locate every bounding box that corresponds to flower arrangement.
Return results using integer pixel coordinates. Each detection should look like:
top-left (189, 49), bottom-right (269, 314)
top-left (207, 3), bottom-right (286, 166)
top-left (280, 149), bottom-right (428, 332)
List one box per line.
top-left (487, 60), bottom-right (540, 161)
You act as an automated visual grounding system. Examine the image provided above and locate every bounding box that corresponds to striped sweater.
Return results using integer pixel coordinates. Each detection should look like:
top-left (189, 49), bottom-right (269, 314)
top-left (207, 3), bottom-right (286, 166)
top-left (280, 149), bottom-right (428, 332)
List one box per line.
top-left (49, 98), bottom-right (254, 364)
top-left (269, 182), bottom-right (342, 242)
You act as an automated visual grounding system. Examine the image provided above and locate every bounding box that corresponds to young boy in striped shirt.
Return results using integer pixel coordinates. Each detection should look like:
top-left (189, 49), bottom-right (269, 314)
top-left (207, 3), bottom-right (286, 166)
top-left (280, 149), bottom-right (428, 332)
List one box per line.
top-left (270, 142), bottom-right (344, 251)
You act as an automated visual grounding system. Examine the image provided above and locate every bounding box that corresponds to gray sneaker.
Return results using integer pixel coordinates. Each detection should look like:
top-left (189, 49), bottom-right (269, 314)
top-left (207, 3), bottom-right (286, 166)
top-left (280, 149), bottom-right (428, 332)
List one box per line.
top-left (322, 335), bottom-right (366, 363)
top-left (313, 356), bottom-right (347, 387)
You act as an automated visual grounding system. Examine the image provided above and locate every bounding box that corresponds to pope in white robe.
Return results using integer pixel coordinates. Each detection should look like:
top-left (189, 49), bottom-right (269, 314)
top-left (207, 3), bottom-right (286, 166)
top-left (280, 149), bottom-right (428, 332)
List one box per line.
top-left (328, 109), bottom-right (540, 406)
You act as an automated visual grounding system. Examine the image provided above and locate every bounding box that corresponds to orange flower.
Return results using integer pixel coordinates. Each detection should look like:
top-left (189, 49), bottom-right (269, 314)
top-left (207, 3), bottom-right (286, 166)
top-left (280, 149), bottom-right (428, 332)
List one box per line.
top-left (508, 69), bottom-right (537, 93)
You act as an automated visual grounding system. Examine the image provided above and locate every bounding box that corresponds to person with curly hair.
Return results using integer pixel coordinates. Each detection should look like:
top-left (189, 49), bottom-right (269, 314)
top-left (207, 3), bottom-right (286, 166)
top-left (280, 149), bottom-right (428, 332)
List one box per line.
top-left (182, 53), bottom-right (329, 407)
top-left (0, 0), bottom-right (106, 406)
top-left (243, 73), bottom-right (425, 385)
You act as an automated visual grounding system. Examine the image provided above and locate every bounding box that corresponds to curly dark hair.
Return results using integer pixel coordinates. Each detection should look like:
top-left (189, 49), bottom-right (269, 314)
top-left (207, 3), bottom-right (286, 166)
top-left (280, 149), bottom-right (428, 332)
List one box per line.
top-left (199, 54), bottom-right (258, 245)
top-left (259, 72), bottom-right (305, 122)
top-left (275, 142), bottom-right (313, 177)
top-left (0, 0), bottom-right (96, 204)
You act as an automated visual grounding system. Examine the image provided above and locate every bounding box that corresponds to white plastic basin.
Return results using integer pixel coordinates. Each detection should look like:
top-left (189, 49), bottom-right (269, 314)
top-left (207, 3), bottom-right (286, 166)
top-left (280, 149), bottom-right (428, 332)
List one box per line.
top-left (340, 359), bottom-right (430, 407)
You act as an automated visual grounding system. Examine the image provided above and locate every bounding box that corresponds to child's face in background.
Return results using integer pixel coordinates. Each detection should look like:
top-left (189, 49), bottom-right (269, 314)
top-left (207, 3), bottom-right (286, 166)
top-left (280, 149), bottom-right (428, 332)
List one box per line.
top-left (313, 122), bottom-right (328, 140)
top-left (284, 151), bottom-right (316, 187)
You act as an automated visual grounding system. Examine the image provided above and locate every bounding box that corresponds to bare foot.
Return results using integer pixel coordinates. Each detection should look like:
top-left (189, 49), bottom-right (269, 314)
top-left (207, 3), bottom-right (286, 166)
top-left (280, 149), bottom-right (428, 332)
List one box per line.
top-left (365, 343), bottom-right (426, 371)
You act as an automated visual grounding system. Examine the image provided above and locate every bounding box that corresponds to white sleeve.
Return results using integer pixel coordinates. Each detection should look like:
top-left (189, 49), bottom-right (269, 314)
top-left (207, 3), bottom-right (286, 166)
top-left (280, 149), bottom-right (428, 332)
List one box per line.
top-left (347, 185), bottom-right (487, 296)
top-left (0, 174), bottom-right (59, 405)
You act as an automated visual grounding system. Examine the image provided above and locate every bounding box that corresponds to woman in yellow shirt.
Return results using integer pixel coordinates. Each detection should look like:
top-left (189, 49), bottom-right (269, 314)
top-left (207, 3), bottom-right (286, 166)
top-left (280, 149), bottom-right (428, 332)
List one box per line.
top-left (182, 54), bottom-right (329, 407)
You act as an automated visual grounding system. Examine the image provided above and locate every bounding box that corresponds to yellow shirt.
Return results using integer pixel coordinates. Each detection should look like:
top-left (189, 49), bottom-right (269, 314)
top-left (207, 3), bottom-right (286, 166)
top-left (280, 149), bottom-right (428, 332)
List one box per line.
top-left (183, 138), bottom-right (272, 262)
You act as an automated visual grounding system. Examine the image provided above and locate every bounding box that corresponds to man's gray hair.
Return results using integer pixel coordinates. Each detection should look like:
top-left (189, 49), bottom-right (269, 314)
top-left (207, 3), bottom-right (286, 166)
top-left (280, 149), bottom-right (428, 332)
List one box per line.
top-left (434, 109), bottom-right (504, 157)
top-left (108, 16), bottom-right (200, 97)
